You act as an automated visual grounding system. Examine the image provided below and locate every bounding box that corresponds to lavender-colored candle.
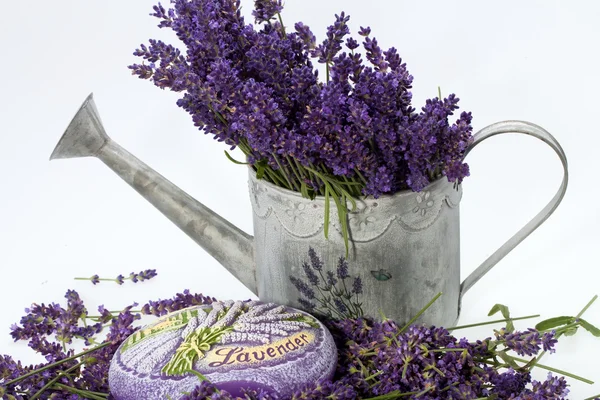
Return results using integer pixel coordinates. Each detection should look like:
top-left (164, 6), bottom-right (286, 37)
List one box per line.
top-left (108, 301), bottom-right (337, 399)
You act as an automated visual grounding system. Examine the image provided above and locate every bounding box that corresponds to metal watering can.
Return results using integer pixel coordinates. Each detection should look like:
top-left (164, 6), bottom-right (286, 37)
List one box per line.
top-left (51, 94), bottom-right (568, 327)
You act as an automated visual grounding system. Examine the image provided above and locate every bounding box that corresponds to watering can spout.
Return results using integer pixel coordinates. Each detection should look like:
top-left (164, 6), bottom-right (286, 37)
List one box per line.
top-left (51, 94), bottom-right (257, 295)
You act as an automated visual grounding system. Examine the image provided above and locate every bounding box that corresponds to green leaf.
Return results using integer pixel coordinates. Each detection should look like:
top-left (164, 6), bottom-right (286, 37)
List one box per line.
top-left (324, 186), bottom-right (330, 239)
top-left (186, 369), bottom-right (210, 382)
top-left (328, 186), bottom-right (349, 257)
top-left (563, 326), bottom-right (579, 336)
top-left (488, 304), bottom-right (514, 332)
top-left (300, 181), bottom-right (309, 199)
top-left (497, 351), bottom-right (520, 369)
top-left (223, 150), bottom-right (249, 165)
top-left (256, 160), bottom-right (267, 180)
top-left (535, 316), bottom-right (574, 331)
top-left (578, 318), bottom-right (600, 337)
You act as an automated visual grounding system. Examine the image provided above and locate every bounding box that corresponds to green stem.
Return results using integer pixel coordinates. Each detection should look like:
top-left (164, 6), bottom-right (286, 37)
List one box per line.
top-left (531, 295), bottom-right (597, 370)
top-left (312, 279), bottom-right (347, 320)
top-left (397, 292), bottom-right (442, 336)
top-left (576, 294), bottom-right (598, 319)
top-left (509, 356), bottom-right (594, 385)
top-left (53, 383), bottom-right (109, 400)
top-left (353, 168), bottom-right (369, 186)
top-left (4, 342), bottom-right (111, 387)
top-left (429, 348), bottom-right (467, 353)
top-left (30, 361), bottom-right (85, 400)
top-left (272, 153), bottom-right (297, 191)
top-left (265, 167), bottom-right (291, 189)
top-left (277, 13), bottom-right (286, 36)
top-left (338, 276), bottom-right (360, 317)
top-left (315, 296), bottom-right (345, 320)
top-left (448, 315), bottom-right (540, 331)
top-left (285, 155), bottom-right (304, 190)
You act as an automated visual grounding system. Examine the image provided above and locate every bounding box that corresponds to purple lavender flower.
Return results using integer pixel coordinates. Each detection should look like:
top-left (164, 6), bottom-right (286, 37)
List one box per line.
top-left (497, 328), bottom-right (544, 357)
top-left (491, 368), bottom-right (531, 398)
top-left (358, 26), bottom-right (371, 36)
top-left (295, 22), bottom-right (316, 50)
top-left (292, 379), bottom-right (357, 400)
top-left (140, 289), bottom-right (215, 317)
top-left (326, 271), bottom-right (338, 287)
top-left (336, 257), bottom-right (349, 279)
top-left (333, 298), bottom-right (347, 314)
top-left (301, 262), bottom-right (319, 286)
top-left (253, 0), bottom-right (283, 24)
top-left (129, 269), bottom-right (158, 283)
top-left (0, 283), bottom-right (587, 399)
top-left (298, 298), bottom-right (317, 312)
top-left (289, 276), bottom-right (316, 300)
top-left (308, 247), bottom-right (323, 271)
top-left (529, 373), bottom-right (569, 398)
top-left (312, 12), bottom-right (350, 64)
top-left (352, 277), bottom-right (363, 295)
top-left (76, 270), bottom-right (157, 285)
top-left (345, 37), bottom-right (359, 51)
top-left (541, 331), bottom-right (558, 353)
top-left (131, 1), bottom-right (474, 206)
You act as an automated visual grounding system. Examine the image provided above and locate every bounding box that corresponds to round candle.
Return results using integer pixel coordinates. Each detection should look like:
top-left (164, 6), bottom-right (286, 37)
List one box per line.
top-left (108, 300), bottom-right (337, 399)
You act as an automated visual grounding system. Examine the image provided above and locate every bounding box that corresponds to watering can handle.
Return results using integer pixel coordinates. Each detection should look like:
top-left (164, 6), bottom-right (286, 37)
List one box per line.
top-left (459, 120), bottom-right (568, 295)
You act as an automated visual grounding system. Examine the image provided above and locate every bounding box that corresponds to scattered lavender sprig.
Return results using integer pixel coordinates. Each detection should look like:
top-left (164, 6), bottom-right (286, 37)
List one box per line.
top-left (74, 269), bottom-right (158, 285)
top-left (1, 288), bottom-right (598, 399)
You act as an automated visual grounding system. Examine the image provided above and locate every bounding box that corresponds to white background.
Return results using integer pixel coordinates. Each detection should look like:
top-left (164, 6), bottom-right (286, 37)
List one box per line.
top-left (1, 1), bottom-right (599, 398)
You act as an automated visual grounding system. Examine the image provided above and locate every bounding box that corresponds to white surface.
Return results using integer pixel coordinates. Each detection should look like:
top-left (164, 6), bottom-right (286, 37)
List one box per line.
top-left (1, 1), bottom-right (599, 397)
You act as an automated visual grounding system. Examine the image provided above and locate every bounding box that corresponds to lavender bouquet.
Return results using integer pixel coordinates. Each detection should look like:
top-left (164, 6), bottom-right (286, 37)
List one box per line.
top-left (129, 0), bottom-right (473, 250)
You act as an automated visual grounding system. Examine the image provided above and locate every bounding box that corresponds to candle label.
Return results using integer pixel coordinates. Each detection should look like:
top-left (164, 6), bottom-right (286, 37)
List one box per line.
top-left (117, 301), bottom-right (321, 376)
top-left (203, 331), bottom-right (316, 368)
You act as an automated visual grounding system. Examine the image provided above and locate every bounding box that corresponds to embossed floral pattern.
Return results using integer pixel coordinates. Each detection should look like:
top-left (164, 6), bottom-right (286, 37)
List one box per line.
top-left (349, 203), bottom-right (377, 231)
top-left (250, 180), bottom-right (265, 208)
top-left (285, 200), bottom-right (306, 222)
top-left (412, 191), bottom-right (434, 216)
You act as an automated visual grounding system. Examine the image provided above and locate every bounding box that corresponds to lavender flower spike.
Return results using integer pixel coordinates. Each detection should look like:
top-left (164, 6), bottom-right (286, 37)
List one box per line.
top-left (253, 0), bottom-right (283, 23)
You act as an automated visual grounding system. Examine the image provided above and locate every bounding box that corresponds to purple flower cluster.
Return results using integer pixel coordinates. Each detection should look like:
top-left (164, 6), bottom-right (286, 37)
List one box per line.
top-left (130, 0), bottom-right (473, 197)
top-left (320, 318), bottom-right (568, 399)
top-left (140, 288), bottom-right (216, 317)
top-left (1, 291), bottom-right (145, 398)
top-left (10, 290), bottom-right (102, 351)
top-left (0, 288), bottom-right (215, 399)
top-left (173, 319), bottom-right (569, 400)
top-left (0, 286), bottom-right (584, 400)
top-left (496, 327), bottom-right (559, 357)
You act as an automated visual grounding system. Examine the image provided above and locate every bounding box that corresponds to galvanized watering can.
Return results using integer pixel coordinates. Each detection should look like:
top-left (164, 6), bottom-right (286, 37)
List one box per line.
top-left (51, 94), bottom-right (568, 327)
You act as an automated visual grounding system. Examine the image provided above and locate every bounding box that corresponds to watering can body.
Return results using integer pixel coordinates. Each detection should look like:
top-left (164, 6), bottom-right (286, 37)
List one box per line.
top-left (251, 171), bottom-right (462, 326)
top-left (51, 94), bottom-right (568, 326)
